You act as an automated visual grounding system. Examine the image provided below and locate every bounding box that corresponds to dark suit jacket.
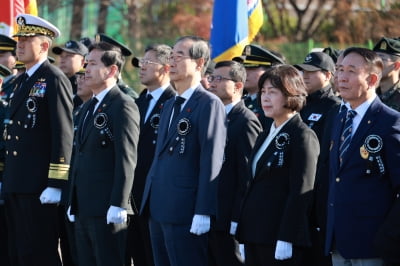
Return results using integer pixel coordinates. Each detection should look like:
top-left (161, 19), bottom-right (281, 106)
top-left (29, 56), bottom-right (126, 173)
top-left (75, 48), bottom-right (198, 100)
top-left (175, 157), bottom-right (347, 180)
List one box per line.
top-left (2, 60), bottom-right (73, 193)
top-left (325, 97), bottom-right (400, 258)
top-left (140, 85), bottom-right (227, 224)
top-left (236, 114), bottom-right (319, 247)
top-left (214, 100), bottom-right (262, 231)
top-left (133, 86), bottom-right (175, 208)
top-left (68, 85), bottom-right (140, 217)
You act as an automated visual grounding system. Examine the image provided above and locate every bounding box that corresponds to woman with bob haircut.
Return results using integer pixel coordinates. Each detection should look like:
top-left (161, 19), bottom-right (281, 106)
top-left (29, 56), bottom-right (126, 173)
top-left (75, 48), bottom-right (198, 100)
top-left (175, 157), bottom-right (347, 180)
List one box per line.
top-left (236, 64), bottom-right (320, 265)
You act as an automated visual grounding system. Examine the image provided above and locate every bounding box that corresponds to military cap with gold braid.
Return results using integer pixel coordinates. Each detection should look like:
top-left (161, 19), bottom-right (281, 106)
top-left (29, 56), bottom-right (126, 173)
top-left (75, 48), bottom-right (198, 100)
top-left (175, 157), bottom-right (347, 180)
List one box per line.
top-left (233, 44), bottom-right (285, 68)
top-left (13, 14), bottom-right (60, 39)
top-left (0, 34), bottom-right (16, 53)
top-left (0, 64), bottom-right (12, 77)
top-left (373, 37), bottom-right (400, 57)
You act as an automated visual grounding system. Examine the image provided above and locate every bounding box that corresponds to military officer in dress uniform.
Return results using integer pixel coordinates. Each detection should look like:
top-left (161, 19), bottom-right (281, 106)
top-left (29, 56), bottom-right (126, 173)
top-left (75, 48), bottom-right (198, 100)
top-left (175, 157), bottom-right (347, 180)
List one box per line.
top-left (0, 14), bottom-right (73, 266)
top-left (373, 37), bottom-right (400, 112)
top-left (0, 34), bottom-right (18, 98)
top-left (125, 43), bottom-right (175, 266)
top-left (95, 33), bottom-right (139, 99)
top-left (234, 44), bottom-right (286, 130)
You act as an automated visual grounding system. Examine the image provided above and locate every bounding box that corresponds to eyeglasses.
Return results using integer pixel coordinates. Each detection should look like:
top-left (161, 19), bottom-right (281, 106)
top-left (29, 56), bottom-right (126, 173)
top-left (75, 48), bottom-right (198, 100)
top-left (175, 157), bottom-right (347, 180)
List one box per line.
top-left (207, 75), bottom-right (235, 83)
top-left (139, 59), bottom-right (162, 67)
top-left (167, 54), bottom-right (192, 63)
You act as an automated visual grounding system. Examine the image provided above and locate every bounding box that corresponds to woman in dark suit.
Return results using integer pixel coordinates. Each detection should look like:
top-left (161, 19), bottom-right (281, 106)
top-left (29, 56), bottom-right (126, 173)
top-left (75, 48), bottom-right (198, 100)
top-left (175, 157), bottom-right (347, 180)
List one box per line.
top-left (236, 64), bottom-right (320, 266)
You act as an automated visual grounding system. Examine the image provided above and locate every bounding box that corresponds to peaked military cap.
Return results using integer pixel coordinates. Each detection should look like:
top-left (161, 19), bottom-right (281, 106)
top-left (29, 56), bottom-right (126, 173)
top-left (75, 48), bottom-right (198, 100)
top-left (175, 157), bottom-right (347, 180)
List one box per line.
top-left (14, 61), bottom-right (25, 69)
top-left (373, 37), bottom-right (400, 56)
top-left (0, 34), bottom-right (17, 53)
top-left (13, 14), bottom-right (60, 39)
top-left (233, 44), bottom-right (285, 68)
top-left (95, 33), bottom-right (132, 57)
top-left (0, 64), bottom-right (12, 77)
top-left (53, 40), bottom-right (88, 56)
top-left (295, 52), bottom-right (335, 73)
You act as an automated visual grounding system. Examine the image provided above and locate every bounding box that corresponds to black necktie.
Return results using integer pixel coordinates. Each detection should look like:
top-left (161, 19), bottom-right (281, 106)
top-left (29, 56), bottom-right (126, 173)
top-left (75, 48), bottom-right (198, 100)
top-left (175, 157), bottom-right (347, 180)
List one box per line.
top-left (142, 93), bottom-right (153, 124)
top-left (169, 96), bottom-right (185, 129)
top-left (81, 97), bottom-right (98, 140)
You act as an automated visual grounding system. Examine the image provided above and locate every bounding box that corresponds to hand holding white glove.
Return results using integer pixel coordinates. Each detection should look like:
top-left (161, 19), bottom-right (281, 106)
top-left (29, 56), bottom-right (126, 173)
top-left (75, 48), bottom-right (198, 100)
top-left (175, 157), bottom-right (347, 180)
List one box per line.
top-left (189, 214), bottom-right (210, 235)
top-left (274, 240), bottom-right (293, 260)
top-left (106, 205), bottom-right (127, 224)
top-left (66, 206), bottom-right (75, 222)
top-left (230, 221), bottom-right (238, 235)
top-left (39, 187), bottom-right (61, 204)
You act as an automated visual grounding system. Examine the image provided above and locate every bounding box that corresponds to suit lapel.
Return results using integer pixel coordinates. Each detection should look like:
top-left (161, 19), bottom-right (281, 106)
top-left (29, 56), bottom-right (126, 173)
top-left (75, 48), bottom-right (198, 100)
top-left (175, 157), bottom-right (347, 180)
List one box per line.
top-left (141, 86), bottom-right (175, 136)
top-left (252, 114), bottom-right (300, 180)
top-left (79, 86), bottom-right (119, 145)
top-left (339, 98), bottom-right (381, 169)
top-left (158, 88), bottom-right (201, 154)
top-left (9, 62), bottom-right (49, 118)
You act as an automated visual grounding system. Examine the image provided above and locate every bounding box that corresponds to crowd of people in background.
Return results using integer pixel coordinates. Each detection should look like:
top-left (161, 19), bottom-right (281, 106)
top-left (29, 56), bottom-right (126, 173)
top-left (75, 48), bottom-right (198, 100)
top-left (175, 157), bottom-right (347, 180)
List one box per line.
top-left (0, 13), bottom-right (400, 266)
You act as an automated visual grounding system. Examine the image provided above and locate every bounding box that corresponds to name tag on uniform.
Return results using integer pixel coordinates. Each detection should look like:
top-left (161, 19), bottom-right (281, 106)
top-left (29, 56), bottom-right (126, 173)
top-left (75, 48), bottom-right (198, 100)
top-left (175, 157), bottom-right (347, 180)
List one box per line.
top-left (308, 113), bottom-right (322, 121)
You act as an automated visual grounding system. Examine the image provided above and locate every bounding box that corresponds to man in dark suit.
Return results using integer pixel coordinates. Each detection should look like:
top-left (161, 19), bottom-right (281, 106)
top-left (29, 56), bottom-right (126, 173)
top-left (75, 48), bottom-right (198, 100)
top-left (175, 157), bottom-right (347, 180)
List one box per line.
top-left (325, 47), bottom-right (400, 266)
top-left (207, 60), bottom-right (262, 266)
top-left (125, 43), bottom-right (175, 266)
top-left (140, 36), bottom-right (227, 266)
top-left (233, 44), bottom-right (286, 130)
top-left (0, 14), bottom-right (73, 266)
top-left (66, 42), bottom-right (140, 265)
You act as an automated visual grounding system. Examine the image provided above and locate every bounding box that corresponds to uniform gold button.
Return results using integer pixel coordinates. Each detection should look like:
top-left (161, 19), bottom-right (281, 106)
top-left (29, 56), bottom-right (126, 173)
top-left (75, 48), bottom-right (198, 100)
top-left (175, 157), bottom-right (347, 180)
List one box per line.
top-left (336, 177), bottom-right (340, 182)
top-left (13, 151), bottom-right (17, 156)
top-left (15, 136), bottom-right (19, 140)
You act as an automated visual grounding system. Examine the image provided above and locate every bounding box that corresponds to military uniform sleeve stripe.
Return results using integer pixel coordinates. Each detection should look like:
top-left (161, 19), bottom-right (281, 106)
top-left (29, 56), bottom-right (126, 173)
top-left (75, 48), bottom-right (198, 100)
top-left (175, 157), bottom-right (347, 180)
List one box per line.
top-left (48, 163), bottom-right (70, 180)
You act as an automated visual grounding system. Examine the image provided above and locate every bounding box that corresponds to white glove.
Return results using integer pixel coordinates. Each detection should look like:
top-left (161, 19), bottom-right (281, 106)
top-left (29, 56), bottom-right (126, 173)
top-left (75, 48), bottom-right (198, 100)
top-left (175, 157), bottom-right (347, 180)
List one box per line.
top-left (274, 240), bottom-right (293, 260)
top-left (189, 214), bottom-right (210, 235)
top-left (66, 206), bottom-right (75, 222)
top-left (106, 205), bottom-right (128, 224)
top-left (239, 244), bottom-right (245, 261)
top-left (39, 187), bottom-right (61, 204)
top-left (230, 221), bottom-right (238, 235)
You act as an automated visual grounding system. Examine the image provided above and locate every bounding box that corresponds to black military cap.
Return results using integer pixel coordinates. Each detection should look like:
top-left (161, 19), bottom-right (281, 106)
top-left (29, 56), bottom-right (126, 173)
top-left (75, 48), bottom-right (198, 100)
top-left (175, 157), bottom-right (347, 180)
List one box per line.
top-left (0, 34), bottom-right (17, 53)
top-left (295, 52), bottom-right (335, 73)
top-left (322, 47), bottom-right (341, 63)
top-left (95, 33), bottom-right (132, 57)
top-left (373, 37), bottom-right (400, 57)
top-left (0, 64), bottom-right (12, 77)
top-left (233, 44), bottom-right (285, 68)
top-left (52, 40), bottom-right (88, 56)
